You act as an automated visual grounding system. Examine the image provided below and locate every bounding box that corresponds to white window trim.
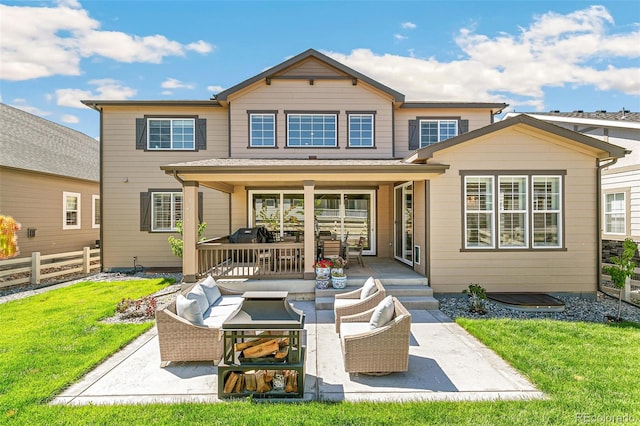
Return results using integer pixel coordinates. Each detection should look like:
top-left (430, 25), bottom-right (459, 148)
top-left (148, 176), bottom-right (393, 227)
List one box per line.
top-left (147, 118), bottom-right (195, 150)
top-left (63, 191), bottom-right (81, 230)
top-left (463, 174), bottom-right (563, 250)
top-left (419, 119), bottom-right (458, 147)
top-left (348, 113), bottom-right (374, 147)
top-left (151, 191), bottom-right (182, 232)
top-left (498, 176), bottom-right (528, 248)
top-left (532, 176), bottom-right (562, 249)
top-left (603, 191), bottom-right (627, 236)
top-left (286, 113), bottom-right (338, 147)
top-left (249, 113), bottom-right (276, 147)
top-left (92, 194), bottom-right (100, 229)
top-left (464, 176), bottom-right (495, 249)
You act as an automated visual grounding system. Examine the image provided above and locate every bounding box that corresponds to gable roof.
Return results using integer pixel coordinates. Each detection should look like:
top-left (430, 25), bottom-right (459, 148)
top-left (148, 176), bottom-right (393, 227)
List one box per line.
top-left (407, 114), bottom-right (630, 163)
top-left (504, 111), bottom-right (640, 130)
top-left (215, 48), bottom-right (405, 102)
top-left (0, 103), bottom-right (99, 182)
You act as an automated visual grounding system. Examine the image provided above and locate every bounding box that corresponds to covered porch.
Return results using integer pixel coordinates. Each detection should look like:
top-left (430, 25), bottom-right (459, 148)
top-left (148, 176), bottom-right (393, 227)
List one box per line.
top-left (160, 158), bottom-right (447, 282)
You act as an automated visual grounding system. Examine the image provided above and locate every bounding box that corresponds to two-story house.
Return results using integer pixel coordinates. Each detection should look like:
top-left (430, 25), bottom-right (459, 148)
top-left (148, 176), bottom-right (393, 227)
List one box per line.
top-left (0, 103), bottom-right (100, 258)
top-left (84, 49), bottom-right (628, 296)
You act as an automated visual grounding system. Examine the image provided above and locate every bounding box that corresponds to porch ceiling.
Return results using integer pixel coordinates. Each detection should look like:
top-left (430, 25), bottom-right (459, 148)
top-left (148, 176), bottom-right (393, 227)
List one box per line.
top-left (161, 158), bottom-right (449, 193)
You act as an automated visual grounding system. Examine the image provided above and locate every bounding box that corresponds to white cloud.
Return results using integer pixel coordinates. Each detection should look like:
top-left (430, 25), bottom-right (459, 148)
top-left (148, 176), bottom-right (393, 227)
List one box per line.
top-left (161, 78), bottom-right (195, 90)
top-left (394, 34), bottom-right (408, 41)
top-left (207, 85), bottom-right (225, 94)
top-left (56, 79), bottom-right (137, 108)
top-left (61, 114), bottom-right (79, 123)
top-left (326, 5), bottom-right (640, 110)
top-left (401, 22), bottom-right (416, 30)
top-left (0, 3), bottom-right (213, 81)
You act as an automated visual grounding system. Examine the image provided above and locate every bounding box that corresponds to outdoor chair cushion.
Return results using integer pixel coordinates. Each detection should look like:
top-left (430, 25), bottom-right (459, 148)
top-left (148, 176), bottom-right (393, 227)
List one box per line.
top-left (176, 294), bottom-right (204, 325)
top-left (199, 275), bottom-right (221, 305)
top-left (369, 296), bottom-right (394, 329)
top-left (339, 321), bottom-right (371, 346)
top-left (186, 284), bottom-right (209, 315)
top-left (360, 276), bottom-right (377, 300)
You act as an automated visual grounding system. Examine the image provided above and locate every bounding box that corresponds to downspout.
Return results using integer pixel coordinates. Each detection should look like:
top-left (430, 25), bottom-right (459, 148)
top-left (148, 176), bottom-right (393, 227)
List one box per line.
top-left (596, 158), bottom-right (618, 294)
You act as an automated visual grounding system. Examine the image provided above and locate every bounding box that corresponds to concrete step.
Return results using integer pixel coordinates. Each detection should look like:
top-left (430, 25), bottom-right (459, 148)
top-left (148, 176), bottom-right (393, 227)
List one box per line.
top-left (397, 296), bottom-right (440, 310)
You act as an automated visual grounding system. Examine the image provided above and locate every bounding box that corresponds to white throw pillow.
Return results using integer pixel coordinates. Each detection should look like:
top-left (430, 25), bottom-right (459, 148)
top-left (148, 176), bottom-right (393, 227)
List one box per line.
top-left (369, 296), bottom-right (395, 329)
top-left (360, 276), bottom-right (377, 300)
top-left (199, 275), bottom-right (221, 305)
top-left (186, 284), bottom-right (209, 315)
top-left (176, 294), bottom-right (204, 325)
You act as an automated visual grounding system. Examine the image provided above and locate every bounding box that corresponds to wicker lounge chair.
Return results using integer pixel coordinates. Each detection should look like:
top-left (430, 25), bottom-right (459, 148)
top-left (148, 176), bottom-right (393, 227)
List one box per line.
top-left (334, 277), bottom-right (386, 333)
top-left (339, 297), bottom-right (411, 374)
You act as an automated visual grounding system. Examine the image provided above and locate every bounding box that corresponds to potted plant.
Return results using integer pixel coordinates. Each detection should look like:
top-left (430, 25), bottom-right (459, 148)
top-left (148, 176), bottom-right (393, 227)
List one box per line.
top-left (602, 238), bottom-right (638, 322)
top-left (462, 283), bottom-right (488, 314)
top-left (314, 259), bottom-right (332, 278)
top-left (331, 270), bottom-right (347, 289)
top-left (315, 274), bottom-right (330, 289)
top-left (330, 256), bottom-right (347, 275)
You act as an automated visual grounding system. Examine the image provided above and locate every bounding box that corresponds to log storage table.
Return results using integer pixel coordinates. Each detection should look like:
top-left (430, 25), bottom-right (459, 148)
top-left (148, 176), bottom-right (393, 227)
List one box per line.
top-left (218, 291), bottom-right (305, 398)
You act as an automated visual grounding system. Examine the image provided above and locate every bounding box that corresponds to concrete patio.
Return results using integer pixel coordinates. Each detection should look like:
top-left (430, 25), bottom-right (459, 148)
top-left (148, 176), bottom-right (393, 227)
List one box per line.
top-left (52, 300), bottom-right (544, 405)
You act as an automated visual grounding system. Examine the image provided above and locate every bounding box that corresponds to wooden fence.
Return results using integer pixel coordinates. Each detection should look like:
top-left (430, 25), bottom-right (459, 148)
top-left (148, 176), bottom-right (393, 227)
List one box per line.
top-left (198, 242), bottom-right (305, 279)
top-left (0, 247), bottom-right (101, 289)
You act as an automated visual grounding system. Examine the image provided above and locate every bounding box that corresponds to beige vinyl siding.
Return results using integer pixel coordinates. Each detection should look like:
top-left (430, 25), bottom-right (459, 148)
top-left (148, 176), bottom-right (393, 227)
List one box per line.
top-left (427, 127), bottom-right (599, 295)
top-left (229, 79), bottom-right (393, 159)
top-left (101, 105), bottom-right (230, 270)
top-left (0, 167), bottom-right (99, 257)
top-left (276, 58), bottom-right (349, 77)
top-left (394, 108), bottom-right (494, 158)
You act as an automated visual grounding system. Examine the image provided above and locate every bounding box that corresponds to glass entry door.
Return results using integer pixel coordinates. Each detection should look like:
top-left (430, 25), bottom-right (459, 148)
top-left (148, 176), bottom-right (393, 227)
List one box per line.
top-left (394, 183), bottom-right (413, 265)
top-left (315, 191), bottom-right (376, 255)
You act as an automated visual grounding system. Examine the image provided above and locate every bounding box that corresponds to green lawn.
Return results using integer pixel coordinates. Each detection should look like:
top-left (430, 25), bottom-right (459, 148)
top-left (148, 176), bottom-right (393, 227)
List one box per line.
top-left (1, 281), bottom-right (639, 425)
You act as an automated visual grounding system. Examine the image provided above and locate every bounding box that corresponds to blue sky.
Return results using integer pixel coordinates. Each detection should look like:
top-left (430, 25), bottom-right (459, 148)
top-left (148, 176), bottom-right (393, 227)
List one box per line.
top-left (1, 0), bottom-right (639, 139)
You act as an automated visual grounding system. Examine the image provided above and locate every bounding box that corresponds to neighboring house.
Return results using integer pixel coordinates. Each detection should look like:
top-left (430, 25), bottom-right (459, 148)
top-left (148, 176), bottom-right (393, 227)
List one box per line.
top-left (83, 49), bottom-right (628, 296)
top-left (504, 110), bottom-right (640, 265)
top-left (0, 103), bottom-right (100, 257)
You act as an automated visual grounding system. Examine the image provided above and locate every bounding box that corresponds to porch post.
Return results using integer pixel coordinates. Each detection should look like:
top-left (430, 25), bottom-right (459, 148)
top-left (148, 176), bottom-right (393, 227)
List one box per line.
top-left (303, 180), bottom-right (316, 279)
top-left (182, 181), bottom-right (199, 283)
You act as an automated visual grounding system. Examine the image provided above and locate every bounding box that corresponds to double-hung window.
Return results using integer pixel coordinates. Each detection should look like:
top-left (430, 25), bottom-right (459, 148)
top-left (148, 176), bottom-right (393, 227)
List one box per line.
top-left (420, 119), bottom-right (458, 147)
top-left (604, 192), bottom-right (626, 235)
top-left (250, 113), bottom-right (276, 147)
top-left (92, 195), bottom-right (100, 228)
top-left (287, 113), bottom-right (337, 147)
top-left (63, 192), bottom-right (81, 230)
top-left (148, 118), bottom-right (195, 150)
top-left (464, 174), bottom-right (563, 249)
top-left (348, 113), bottom-right (374, 147)
top-left (152, 192), bottom-right (182, 231)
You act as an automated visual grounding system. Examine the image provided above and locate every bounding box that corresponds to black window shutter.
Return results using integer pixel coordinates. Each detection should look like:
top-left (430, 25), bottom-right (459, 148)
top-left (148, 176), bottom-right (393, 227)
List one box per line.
top-left (140, 192), bottom-right (151, 231)
top-left (408, 119), bottom-right (419, 150)
top-left (136, 118), bottom-right (147, 150)
top-left (196, 118), bottom-right (207, 150)
top-left (459, 119), bottom-right (469, 134)
top-left (198, 192), bottom-right (204, 223)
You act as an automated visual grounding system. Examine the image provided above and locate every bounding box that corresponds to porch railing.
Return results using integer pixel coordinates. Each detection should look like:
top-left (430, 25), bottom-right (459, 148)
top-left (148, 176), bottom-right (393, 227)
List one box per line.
top-left (197, 242), bottom-right (305, 279)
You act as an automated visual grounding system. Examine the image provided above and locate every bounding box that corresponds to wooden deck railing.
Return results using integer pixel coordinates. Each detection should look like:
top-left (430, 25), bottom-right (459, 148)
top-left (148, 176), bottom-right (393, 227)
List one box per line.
top-left (197, 242), bottom-right (305, 279)
top-left (0, 247), bottom-right (101, 289)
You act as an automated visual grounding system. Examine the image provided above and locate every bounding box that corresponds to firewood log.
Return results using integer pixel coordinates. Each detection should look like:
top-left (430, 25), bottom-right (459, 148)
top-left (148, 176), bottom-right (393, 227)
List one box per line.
top-left (275, 346), bottom-right (289, 359)
top-left (264, 370), bottom-right (275, 382)
top-left (285, 371), bottom-right (295, 393)
top-left (234, 337), bottom-right (272, 352)
top-left (256, 370), bottom-right (271, 393)
top-left (278, 338), bottom-right (290, 347)
top-left (223, 372), bottom-right (239, 394)
top-left (234, 374), bottom-right (245, 393)
top-left (244, 370), bottom-right (257, 391)
top-left (242, 339), bottom-right (279, 358)
top-left (292, 371), bottom-right (298, 393)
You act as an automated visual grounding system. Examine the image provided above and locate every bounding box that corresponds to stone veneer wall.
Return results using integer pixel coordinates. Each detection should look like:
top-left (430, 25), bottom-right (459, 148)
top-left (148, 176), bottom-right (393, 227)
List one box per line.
top-left (602, 239), bottom-right (640, 280)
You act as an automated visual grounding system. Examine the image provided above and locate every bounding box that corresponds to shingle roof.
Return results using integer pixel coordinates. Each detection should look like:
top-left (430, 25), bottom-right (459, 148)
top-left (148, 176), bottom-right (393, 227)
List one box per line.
top-left (0, 103), bottom-right (99, 182)
top-left (518, 110), bottom-right (640, 123)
